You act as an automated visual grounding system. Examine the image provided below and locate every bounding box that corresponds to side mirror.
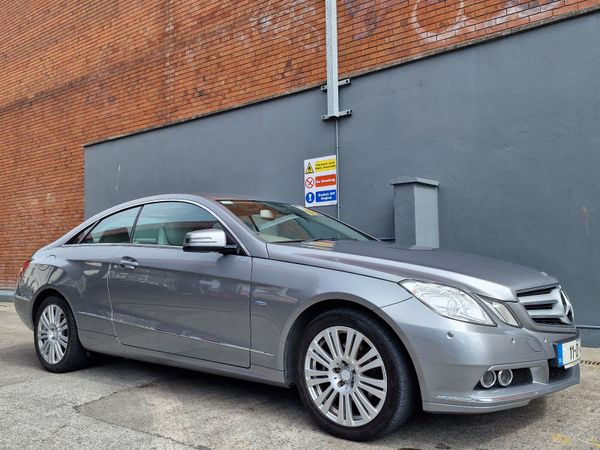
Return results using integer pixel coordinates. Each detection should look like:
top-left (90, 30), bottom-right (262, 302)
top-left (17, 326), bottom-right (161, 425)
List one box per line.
top-left (183, 229), bottom-right (238, 254)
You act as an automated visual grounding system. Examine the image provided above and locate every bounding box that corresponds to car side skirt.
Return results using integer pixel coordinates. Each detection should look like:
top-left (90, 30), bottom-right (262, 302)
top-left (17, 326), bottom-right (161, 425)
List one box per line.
top-left (79, 330), bottom-right (288, 387)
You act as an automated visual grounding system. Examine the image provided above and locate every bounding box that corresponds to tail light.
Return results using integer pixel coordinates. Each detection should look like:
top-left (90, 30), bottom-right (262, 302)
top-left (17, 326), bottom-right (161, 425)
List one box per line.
top-left (19, 259), bottom-right (31, 279)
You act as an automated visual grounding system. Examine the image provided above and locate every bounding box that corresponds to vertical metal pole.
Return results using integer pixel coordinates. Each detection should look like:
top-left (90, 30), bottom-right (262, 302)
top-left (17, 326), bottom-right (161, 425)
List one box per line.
top-left (335, 118), bottom-right (340, 219)
top-left (325, 0), bottom-right (339, 118)
top-left (325, 0), bottom-right (342, 219)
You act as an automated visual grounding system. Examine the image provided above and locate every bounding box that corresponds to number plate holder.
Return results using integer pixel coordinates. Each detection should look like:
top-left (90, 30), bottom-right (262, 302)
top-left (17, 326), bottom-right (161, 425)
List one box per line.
top-left (555, 338), bottom-right (581, 368)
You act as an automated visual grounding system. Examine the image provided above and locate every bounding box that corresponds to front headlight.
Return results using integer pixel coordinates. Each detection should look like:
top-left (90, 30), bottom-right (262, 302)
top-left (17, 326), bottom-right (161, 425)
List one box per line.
top-left (482, 299), bottom-right (520, 327)
top-left (400, 280), bottom-right (495, 326)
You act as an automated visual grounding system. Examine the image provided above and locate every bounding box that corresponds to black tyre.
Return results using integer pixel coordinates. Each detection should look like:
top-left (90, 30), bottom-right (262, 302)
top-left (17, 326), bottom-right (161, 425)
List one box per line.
top-left (34, 296), bottom-right (89, 373)
top-left (296, 308), bottom-right (416, 441)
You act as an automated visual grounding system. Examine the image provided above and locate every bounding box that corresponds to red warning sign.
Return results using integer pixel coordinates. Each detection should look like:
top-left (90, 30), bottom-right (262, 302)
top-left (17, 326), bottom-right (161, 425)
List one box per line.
top-left (316, 174), bottom-right (336, 188)
top-left (305, 177), bottom-right (315, 188)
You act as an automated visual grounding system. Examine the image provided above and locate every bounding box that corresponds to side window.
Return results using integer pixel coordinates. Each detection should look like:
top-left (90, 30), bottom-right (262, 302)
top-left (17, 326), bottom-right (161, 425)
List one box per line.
top-left (132, 202), bottom-right (222, 247)
top-left (81, 207), bottom-right (141, 244)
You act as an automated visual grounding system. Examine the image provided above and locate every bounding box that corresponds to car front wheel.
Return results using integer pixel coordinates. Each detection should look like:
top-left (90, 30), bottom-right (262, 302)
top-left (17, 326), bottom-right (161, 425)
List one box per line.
top-left (296, 308), bottom-right (416, 441)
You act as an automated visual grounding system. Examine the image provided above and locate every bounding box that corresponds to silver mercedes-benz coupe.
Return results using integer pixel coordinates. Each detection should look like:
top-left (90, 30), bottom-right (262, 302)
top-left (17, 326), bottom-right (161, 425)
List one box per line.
top-left (14, 194), bottom-right (581, 440)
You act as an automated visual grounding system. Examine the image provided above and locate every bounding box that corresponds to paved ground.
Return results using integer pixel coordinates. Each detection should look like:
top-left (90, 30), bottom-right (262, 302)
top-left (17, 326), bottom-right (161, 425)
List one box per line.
top-left (0, 303), bottom-right (598, 450)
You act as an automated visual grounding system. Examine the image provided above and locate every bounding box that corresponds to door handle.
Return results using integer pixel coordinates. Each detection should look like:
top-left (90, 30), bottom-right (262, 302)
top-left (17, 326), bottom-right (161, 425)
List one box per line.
top-left (119, 257), bottom-right (138, 269)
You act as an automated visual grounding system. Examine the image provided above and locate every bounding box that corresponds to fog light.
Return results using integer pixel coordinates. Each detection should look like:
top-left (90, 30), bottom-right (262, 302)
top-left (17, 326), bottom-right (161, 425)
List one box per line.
top-left (480, 370), bottom-right (497, 388)
top-left (498, 369), bottom-right (513, 387)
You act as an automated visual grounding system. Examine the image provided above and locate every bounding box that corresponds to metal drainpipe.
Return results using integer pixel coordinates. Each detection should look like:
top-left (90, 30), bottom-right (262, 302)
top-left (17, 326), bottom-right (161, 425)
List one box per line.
top-left (325, 0), bottom-right (340, 119)
top-left (323, 0), bottom-right (351, 220)
top-left (335, 118), bottom-right (340, 219)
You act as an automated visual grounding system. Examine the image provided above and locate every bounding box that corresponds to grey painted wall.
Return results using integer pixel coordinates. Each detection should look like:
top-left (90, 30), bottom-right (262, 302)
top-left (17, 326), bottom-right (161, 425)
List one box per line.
top-left (86, 12), bottom-right (600, 345)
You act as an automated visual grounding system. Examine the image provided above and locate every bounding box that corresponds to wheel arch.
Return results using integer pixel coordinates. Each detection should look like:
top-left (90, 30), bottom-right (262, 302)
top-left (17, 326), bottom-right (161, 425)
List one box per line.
top-left (283, 299), bottom-right (421, 399)
top-left (31, 287), bottom-right (73, 324)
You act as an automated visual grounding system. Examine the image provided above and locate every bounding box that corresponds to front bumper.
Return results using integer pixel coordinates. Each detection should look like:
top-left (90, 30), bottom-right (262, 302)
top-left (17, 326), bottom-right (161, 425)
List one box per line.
top-left (423, 361), bottom-right (579, 413)
top-left (380, 298), bottom-right (581, 414)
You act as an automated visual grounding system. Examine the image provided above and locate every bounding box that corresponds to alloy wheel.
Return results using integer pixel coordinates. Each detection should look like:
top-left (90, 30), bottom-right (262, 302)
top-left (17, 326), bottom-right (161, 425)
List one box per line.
top-left (37, 304), bottom-right (68, 364)
top-left (304, 326), bottom-right (388, 427)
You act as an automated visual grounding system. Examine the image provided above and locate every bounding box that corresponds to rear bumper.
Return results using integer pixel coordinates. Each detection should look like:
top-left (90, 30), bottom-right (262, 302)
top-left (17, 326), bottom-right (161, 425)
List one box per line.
top-left (380, 298), bottom-right (581, 414)
top-left (13, 294), bottom-right (34, 330)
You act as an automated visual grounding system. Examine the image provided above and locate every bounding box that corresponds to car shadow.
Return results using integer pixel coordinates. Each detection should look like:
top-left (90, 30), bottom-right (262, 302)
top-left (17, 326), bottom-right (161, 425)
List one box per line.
top-left (382, 399), bottom-right (548, 449)
top-left (81, 354), bottom-right (548, 449)
top-left (0, 342), bottom-right (44, 370)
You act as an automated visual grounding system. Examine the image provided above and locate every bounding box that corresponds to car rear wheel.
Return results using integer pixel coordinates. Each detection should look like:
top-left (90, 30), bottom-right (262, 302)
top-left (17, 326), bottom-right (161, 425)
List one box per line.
top-left (296, 308), bottom-right (416, 441)
top-left (34, 296), bottom-right (88, 373)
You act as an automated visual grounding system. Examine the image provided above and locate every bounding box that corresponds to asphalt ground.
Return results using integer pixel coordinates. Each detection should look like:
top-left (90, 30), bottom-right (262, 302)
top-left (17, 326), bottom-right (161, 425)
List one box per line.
top-left (0, 303), bottom-right (598, 450)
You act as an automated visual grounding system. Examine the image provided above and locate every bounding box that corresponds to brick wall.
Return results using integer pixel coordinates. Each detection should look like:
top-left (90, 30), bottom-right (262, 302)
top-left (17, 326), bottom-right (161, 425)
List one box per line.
top-left (1, 0), bottom-right (598, 288)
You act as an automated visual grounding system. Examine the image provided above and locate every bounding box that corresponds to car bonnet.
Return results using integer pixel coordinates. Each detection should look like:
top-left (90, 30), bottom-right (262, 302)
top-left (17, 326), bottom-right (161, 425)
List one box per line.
top-left (265, 240), bottom-right (558, 301)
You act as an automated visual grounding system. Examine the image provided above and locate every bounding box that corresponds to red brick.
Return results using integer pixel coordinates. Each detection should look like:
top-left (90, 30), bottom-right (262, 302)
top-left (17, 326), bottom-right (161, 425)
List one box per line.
top-left (1, 0), bottom-right (599, 286)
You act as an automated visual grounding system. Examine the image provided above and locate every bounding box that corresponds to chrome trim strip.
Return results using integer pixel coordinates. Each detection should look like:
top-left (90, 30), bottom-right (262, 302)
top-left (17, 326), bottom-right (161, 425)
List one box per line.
top-left (78, 311), bottom-right (112, 321)
top-left (112, 316), bottom-right (273, 357)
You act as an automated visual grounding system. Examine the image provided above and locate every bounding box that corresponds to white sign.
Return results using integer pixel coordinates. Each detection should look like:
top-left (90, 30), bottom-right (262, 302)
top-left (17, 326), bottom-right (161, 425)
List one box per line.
top-left (304, 155), bottom-right (337, 207)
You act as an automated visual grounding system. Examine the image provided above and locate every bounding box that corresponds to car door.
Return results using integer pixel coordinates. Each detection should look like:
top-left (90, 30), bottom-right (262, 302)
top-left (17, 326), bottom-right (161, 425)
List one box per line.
top-left (108, 201), bottom-right (252, 367)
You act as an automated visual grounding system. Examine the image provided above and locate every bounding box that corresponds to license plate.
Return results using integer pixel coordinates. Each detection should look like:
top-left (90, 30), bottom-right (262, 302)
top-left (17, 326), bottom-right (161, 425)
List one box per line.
top-left (556, 338), bottom-right (581, 368)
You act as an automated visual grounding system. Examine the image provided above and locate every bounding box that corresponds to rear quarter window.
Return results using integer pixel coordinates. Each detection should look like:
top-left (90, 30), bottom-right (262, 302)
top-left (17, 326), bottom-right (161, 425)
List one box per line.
top-left (65, 223), bottom-right (95, 245)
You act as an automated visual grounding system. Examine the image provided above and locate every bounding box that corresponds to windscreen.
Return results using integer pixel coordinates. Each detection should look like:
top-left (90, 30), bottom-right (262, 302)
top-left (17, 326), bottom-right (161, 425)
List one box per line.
top-left (218, 200), bottom-right (373, 243)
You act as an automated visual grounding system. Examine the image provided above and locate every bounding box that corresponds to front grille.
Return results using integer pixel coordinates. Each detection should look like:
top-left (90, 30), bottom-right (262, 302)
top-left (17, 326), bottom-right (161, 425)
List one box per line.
top-left (511, 368), bottom-right (533, 386)
top-left (523, 303), bottom-right (555, 310)
top-left (518, 287), bottom-right (554, 297)
top-left (549, 366), bottom-right (570, 381)
top-left (533, 318), bottom-right (566, 325)
top-left (517, 286), bottom-right (573, 326)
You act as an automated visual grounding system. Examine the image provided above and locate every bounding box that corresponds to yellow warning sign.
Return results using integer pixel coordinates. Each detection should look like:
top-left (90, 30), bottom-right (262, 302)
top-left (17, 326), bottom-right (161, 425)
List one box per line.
top-left (305, 162), bottom-right (314, 174)
top-left (315, 158), bottom-right (336, 172)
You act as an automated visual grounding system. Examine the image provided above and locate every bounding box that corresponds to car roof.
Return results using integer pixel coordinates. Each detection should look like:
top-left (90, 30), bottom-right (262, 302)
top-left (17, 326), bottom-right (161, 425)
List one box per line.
top-left (50, 193), bottom-right (273, 257)
top-left (86, 194), bottom-right (289, 222)
top-left (195, 193), bottom-right (252, 201)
